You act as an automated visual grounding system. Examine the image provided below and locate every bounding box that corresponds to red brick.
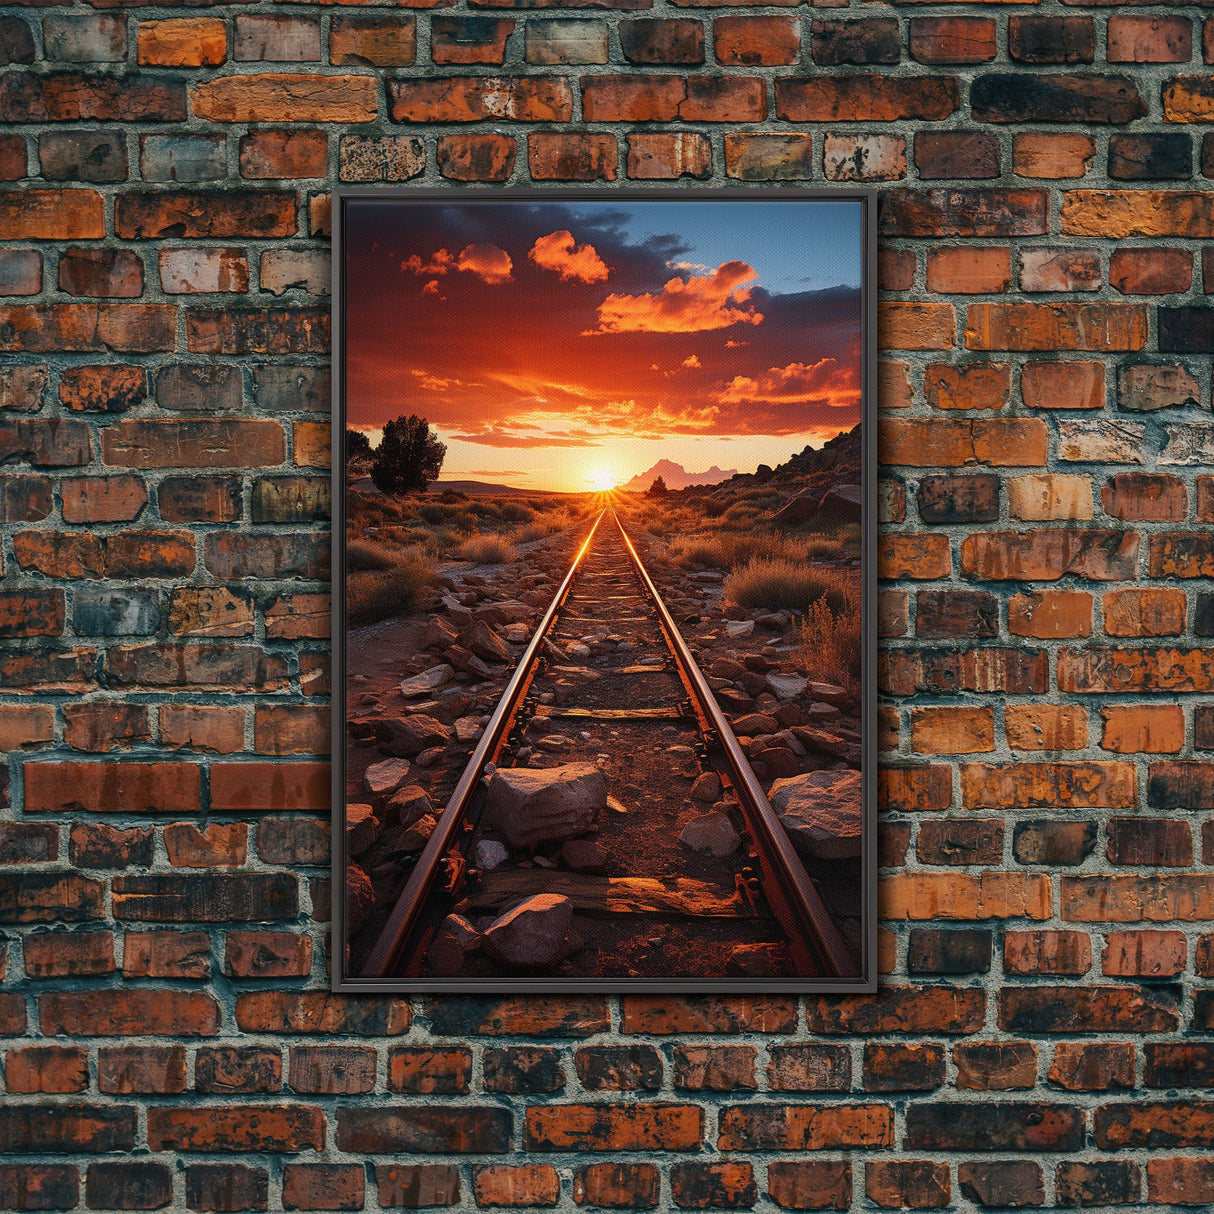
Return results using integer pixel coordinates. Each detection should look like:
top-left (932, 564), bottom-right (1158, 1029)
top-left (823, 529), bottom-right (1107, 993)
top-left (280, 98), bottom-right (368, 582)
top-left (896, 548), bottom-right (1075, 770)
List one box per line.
top-left (672, 1045), bottom-right (756, 1092)
top-left (1062, 189), bottom-right (1214, 238)
top-left (1021, 360), bottom-right (1105, 409)
top-left (724, 133), bottom-right (811, 181)
top-left (148, 1106), bottom-right (325, 1153)
top-left (209, 761), bottom-right (329, 811)
top-left (283, 1165), bottom-right (364, 1212)
top-left (715, 16), bottom-right (797, 65)
top-left (1095, 1102), bottom-right (1214, 1150)
top-left (924, 362), bottom-right (1009, 410)
top-left (0, 188), bottom-right (103, 240)
top-left (953, 1042), bottom-right (1037, 1091)
top-left (1048, 1042), bottom-right (1135, 1092)
top-left (0, 304), bottom-right (174, 354)
top-left (528, 131), bottom-right (616, 181)
top-left (878, 765), bottom-right (952, 812)
top-left (925, 246), bottom-right (1011, 295)
top-left (390, 75), bottom-right (571, 122)
top-left (1147, 1158), bottom-right (1214, 1205)
top-left (768, 1161), bottom-right (852, 1210)
top-left (236, 991), bottom-right (411, 1036)
top-left (621, 996), bottom-right (795, 1035)
top-left (572, 1163), bottom-right (658, 1209)
top-left (1102, 930), bottom-right (1186, 977)
top-left (1102, 472), bottom-right (1187, 520)
top-left (437, 132), bottom-right (515, 181)
top-left (909, 16), bottom-right (994, 64)
top-left (388, 1047), bottom-right (472, 1094)
top-left (777, 75), bottom-right (955, 122)
top-left (161, 705), bottom-right (245, 753)
top-left (337, 1106), bottom-right (509, 1154)
top-left (879, 302), bottom-right (956, 350)
top-left (164, 822), bottom-right (248, 868)
top-left (102, 419), bottom-right (285, 469)
top-left (186, 1165), bottom-right (268, 1213)
top-left (61, 475), bottom-right (147, 523)
top-left (1005, 930), bottom-right (1092, 977)
top-left (473, 1165), bottom-right (559, 1209)
top-left (41, 989), bottom-right (220, 1037)
top-left (116, 190), bottom-right (296, 240)
top-left (1007, 589), bottom-right (1094, 639)
top-left (804, 988), bottom-right (985, 1035)
top-left (225, 931), bottom-right (313, 979)
top-left (194, 74), bottom-right (377, 123)
top-left (767, 1045), bottom-right (849, 1093)
top-left (620, 18), bottom-right (703, 64)
top-left (878, 533), bottom-right (951, 580)
top-left (864, 1160), bottom-right (948, 1210)
top-left (966, 301), bottom-right (1147, 351)
top-left (1110, 247), bottom-right (1193, 294)
top-left (910, 706), bottom-right (994, 755)
top-left (375, 1165), bottom-right (459, 1209)
top-left (626, 132), bottom-right (709, 180)
top-left (1101, 704), bottom-right (1186, 754)
top-left (962, 760), bottom-right (1136, 809)
top-left (186, 307), bottom-right (329, 355)
top-left (863, 1043), bottom-right (945, 1092)
top-left (1103, 588), bottom-right (1186, 637)
top-left (880, 418), bottom-right (1047, 466)
top-left (289, 1046), bottom-right (376, 1095)
top-left (1013, 132), bottom-right (1096, 179)
top-left (63, 702), bottom-right (150, 751)
top-left (961, 529), bottom-right (1137, 580)
top-left (97, 1046), bottom-right (187, 1095)
top-left (527, 1104), bottom-right (702, 1151)
top-left (916, 131), bottom-right (999, 180)
top-left (718, 1104), bottom-right (891, 1151)
top-left (1062, 873), bottom-right (1214, 922)
top-left (1108, 15), bottom-right (1192, 62)
top-left (137, 18), bottom-right (226, 66)
top-left (330, 15), bottom-right (415, 66)
top-left (5, 1045), bottom-right (88, 1093)
top-left (195, 1047), bottom-right (282, 1095)
top-left (24, 760), bottom-right (201, 814)
top-left (670, 1162), bottom-right (755, 1210)
top-left (240, 129), bottom-right (328, 179)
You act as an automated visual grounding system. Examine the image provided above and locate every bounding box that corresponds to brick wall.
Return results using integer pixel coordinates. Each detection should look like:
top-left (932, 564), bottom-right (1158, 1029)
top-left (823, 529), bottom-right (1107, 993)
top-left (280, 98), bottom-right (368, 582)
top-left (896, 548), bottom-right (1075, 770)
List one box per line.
top-left (2, 0), bottom-right (1213, 1209)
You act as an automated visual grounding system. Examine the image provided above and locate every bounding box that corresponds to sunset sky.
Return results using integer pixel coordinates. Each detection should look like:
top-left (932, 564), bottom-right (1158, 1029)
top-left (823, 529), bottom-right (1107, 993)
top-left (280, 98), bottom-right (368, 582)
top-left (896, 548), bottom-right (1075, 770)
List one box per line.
top-left (343, 197), bottom-right (864, 492)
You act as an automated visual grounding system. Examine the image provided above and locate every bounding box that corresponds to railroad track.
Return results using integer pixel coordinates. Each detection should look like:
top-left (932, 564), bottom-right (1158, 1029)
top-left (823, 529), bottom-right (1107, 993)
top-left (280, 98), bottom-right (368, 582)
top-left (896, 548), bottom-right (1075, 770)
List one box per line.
top-left (358, 507), bottom-right (859, 986)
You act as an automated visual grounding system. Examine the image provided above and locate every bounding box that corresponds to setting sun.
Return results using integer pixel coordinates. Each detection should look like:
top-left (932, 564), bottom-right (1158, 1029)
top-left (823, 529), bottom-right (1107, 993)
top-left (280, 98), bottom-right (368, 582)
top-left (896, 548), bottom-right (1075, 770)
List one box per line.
top-left (588, 468), bottom-right (618, 492)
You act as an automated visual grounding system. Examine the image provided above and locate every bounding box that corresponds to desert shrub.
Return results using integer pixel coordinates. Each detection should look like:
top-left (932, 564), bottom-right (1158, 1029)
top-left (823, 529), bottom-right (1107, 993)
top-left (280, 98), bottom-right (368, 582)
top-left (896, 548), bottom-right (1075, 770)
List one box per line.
top-left (347, 553), bottom-right (434, 625)
top-left (724, 558), bottom-right (855, 613)
top-left (702, 497), bottom-right (730, 518)
top-left (347, 540), bottom-right (399, 572)
top-left (498, 501), bottom-right (535, 524)
top-left (800, 573), bottom-right (861, 694)
top-left (440, 489), bottom-right (468, 503)
top-left (459, 533), bottom-right (518, 564)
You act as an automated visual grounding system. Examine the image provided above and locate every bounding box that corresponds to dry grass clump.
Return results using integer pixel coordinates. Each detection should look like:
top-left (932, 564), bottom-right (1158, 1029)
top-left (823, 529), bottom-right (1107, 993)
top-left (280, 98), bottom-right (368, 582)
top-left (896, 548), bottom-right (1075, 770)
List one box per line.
top-left (724, 558), bottom-right (855, 613)
top-left (670, 531), bottom-right (847, 572)
top-left (347, 540), bottom-right (400, 572)
top-left (459, 533), bottom-right (518, 564)
top-left (348, 552), bottom-right (434, 626)
top-left (800, 572), bottom-right (861, 694)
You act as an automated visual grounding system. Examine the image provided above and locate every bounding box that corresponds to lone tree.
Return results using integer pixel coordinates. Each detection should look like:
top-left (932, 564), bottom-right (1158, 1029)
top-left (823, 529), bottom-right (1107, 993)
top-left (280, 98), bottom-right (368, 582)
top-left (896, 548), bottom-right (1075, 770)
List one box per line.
top-left (370, 415), bottom-right (447, 497)
top-left (346, 429), bottom-right (371, 462)
top-left (646, 475), bottom-right (669, 498)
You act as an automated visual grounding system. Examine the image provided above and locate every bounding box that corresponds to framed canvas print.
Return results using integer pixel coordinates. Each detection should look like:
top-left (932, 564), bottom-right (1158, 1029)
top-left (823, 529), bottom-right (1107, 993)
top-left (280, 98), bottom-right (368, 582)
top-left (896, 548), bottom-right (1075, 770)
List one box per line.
top-left (333, 188), bottom-right (876, 992)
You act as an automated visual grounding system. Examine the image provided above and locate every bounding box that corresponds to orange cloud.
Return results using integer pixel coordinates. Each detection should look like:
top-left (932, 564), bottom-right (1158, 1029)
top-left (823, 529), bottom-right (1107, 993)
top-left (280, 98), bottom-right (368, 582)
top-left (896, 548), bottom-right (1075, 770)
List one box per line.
top-left (718, 359), bottom-right (859, 407)
top-left (402, 243), bottom-right (513, 285)
top-left (681, 354), bottom-right (701, 369)
top-left (529, 230), bottom-right (609, 284)
top-left (591, 261), bottom-right (764, 334)
top-left (402, 249), bottom-right (455, 276)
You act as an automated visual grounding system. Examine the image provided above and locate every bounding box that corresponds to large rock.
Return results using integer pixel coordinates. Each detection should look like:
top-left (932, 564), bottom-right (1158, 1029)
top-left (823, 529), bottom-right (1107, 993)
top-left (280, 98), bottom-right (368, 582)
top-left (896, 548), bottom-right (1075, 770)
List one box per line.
top-left (346, 862), bottom-right (375, 935)
top-left (680, 812), bottom-right (740, 858)
top-left (463, 619), bottom-right (512, 664)
top-left (388, 785), bottom-right (434, 828)
top-left (363, 757), bottom-right (411, 798)
top-left (482, 893), bottom-right (574, 968)
top-left (375, 714), bottom-right (450, 757)
top-left (420, 615), bottom-right (459, 650)
top-left (400, 664), bottom-right (453, 698)
top-left (767, 672), bottom-right (808, 700)
top-left (346, 803), bottom-right (381, 857)
top-left (769, 769), bottom-right (862, 861)
top-left (484, 762), bottom-right (607, 849)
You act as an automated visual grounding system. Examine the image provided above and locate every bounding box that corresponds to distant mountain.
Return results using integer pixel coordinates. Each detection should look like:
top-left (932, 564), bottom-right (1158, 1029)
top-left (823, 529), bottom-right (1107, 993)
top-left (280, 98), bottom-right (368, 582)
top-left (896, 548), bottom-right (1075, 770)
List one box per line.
top-left (623, 459), bottom-right (739, 492)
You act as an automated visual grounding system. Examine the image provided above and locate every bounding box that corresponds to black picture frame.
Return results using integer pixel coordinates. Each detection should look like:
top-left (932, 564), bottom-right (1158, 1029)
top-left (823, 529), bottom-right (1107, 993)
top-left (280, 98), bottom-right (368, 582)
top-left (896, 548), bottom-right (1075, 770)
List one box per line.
top-left (332, 187), bottom-right (877, 992)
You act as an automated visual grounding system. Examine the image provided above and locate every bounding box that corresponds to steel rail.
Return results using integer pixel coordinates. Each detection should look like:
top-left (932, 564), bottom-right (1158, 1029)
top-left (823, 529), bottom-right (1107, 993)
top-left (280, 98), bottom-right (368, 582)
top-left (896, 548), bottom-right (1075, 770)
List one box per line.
top-left (610, 509), bottom-right (856, 979)
top-left (360, 508), bottom-right (607, 979)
